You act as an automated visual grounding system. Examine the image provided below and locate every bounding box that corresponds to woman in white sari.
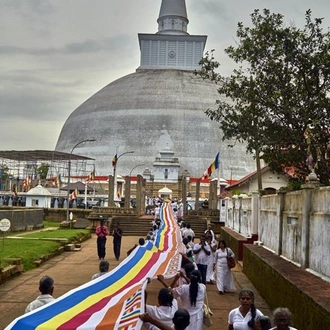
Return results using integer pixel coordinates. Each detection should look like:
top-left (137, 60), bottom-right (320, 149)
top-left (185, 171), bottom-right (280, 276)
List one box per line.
top-left (213, 240), bottom-right (236, 294)
top-left (206, 235), bottom-right (217, 284)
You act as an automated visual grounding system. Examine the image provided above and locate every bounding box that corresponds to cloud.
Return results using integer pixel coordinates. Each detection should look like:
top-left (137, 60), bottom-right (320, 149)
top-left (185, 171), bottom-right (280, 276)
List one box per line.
top-left (0, 0), bottom-right (329, 152)
top-left (0, 35), bottom-right (134, 56)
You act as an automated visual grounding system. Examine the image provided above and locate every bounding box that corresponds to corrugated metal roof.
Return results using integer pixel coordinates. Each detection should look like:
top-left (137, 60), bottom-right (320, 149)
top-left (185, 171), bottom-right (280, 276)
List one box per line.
top-left (0, 150), bottom-right (94, 162)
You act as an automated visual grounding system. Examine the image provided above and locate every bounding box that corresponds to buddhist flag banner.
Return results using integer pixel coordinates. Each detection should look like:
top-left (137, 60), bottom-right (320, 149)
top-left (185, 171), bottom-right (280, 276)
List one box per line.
top-left (87, 170), bottom-right (95, 182)
top-left (23, 175), bottom-right (31, 189)
top-left (69, 188), bottom-right (78, 201)
top-left (6, 203), bottom-right (183, 330)
top-left (112, 154), bottom-right (118, 167)
top-left (54, 174), bottom-right (61, 187)
top-left (201, 152), bottom-right (220, 179)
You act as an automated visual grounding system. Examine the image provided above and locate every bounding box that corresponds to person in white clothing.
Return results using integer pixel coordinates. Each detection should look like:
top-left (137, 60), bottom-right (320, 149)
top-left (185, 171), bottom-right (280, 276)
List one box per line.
top-left (204, 224), bottom-right (215, 241)
top-left (193, 234), bottom-right (211, 284)
top-left (144, 287), bottom-right (178, 330)
top-left (228, 289), bottom-right (264, 330)
top-left (183, 224), bottom-right (195, 242)
top-left (25, 276), bottom-right (55, 313)
top-left (205, 235), bottom-right (217, 284)
top-left (140, 308), bottom-right (190, 330)
top-left (176, 202), bottom-right (183, 222)
top-left (154, 205), bottom-right (161, 220)
top-left (269, 307), bottom-right (297, 330)
top-left (91, 260), bottom-right (110, 280)
top-left (214, 240), bottom-right (236, 294)
top-left (158, 270), bottom-right (206, 330)
top-left (180, 222), bottom-right (187, 239)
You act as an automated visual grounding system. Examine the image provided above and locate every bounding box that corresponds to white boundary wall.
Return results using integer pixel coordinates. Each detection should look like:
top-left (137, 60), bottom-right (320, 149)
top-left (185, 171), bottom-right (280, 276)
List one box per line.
top-left (224, 183), bottom-right (330, 280)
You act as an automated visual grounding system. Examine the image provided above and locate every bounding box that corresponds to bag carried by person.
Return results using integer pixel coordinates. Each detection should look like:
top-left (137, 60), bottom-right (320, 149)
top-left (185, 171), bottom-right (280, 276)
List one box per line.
top-left (226, 248), bottom-right (236, 269)
top-left (203, 291), bottom-right (214, 327)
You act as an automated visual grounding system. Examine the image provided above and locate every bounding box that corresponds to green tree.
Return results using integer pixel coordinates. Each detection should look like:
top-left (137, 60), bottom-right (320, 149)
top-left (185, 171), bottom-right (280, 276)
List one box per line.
top-left (196, 9), bottom-right (330, 186)
top-left (37, 163), bottom-right (50, 180)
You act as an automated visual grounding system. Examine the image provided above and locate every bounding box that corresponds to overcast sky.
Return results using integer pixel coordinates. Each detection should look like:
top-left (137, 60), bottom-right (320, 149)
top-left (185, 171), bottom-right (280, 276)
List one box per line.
top-left (1, 0), bottom-right (329, 151)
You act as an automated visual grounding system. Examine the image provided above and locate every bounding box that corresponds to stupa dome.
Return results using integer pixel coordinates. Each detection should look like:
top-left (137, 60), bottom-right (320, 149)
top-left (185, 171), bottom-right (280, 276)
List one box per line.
top-left (55, 0), bottom-right (256, 180)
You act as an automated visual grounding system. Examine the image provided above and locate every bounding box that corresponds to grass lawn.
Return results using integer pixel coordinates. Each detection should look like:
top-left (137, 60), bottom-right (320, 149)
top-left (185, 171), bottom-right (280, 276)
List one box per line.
top-left (0, 221), bottom-right (91, 272)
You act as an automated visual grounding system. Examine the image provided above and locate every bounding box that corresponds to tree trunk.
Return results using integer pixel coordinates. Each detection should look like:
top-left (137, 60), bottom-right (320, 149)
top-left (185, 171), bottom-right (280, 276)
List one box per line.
top-left (256, 150), bottom-right (263, 191)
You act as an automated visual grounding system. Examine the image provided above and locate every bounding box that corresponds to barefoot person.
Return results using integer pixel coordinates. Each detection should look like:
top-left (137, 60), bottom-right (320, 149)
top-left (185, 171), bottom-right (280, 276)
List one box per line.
top-left (95, 218), bottom-right (109, 260)
top-left (214, 240), bottom-right (236, 294)
top-left (112, 222), bottom-right (123, 261)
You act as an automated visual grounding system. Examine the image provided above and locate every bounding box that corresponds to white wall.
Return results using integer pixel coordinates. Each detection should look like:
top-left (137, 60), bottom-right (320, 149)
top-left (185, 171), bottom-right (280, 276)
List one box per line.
top-left (225, 185), bottom-right (330, 280)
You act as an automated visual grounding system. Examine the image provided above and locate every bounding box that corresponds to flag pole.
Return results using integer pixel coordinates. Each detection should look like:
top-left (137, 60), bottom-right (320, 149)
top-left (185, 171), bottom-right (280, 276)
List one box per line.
top-left (217, 149), bottom-right (221, 196)
top-left (84, 178), bottom-right (88, 209)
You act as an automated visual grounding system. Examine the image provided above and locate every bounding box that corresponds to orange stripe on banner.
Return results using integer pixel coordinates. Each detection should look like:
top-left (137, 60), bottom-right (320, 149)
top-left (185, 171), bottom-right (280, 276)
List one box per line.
top-left (96, 285), bottom-right (142, 330)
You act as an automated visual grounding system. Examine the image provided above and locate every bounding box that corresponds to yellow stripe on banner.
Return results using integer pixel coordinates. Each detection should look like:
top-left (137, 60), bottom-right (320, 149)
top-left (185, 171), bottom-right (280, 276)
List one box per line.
top-left (157, 209), bottom-right (170, 251)
top-left (36, 249), bottom-right (158, 329)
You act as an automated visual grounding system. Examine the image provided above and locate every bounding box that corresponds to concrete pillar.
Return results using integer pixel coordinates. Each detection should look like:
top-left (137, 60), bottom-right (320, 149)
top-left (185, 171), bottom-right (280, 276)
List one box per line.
top-left (251, 191), bottom-right (259, 236)
top-left (108, 175), bottom-right (115, 207)
top-left (219, 198), bottom-right (228, 224)
top-left (223, 198), bottom-right (229, 224)
top-left (276, 191), bottom-right (286, 255)
top-left (136, 175), bottom-right (144, 216)
top-left (211, 180), bottom-right (218, 210)
top-left (208, 181), bottom-right (214, 209)
top-left (141, 177), bottom-right (146, 214)
top-left (238, 196), bottom-right (243, 233)
top-left (300, 181), bottom-right (319, 268)
top-left (195, 179), bottom-right (200, 211)
top-left (124, 176), bottom-right (131, 209)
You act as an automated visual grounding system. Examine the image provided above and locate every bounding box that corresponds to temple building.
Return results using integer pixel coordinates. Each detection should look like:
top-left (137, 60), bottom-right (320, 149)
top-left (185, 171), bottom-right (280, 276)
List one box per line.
top-left (55, 0), bottom-right (256, 181)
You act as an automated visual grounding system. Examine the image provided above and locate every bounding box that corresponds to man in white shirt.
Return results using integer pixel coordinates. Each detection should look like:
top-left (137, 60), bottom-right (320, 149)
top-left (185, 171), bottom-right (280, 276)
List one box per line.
top-left (91, 260), bottom-right (110, 280)
top-left (183, 223), bottom-right (195, 242)
top-left (154, 205), bottom-right (161, 220)
top-left (25, 276), bottom-right (55, 313)
top-left (193, 234), bottom-right (211, 284)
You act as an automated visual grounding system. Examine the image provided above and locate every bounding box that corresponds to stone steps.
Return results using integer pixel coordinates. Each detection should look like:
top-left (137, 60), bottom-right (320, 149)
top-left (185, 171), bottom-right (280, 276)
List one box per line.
top-left (110, 217), bottom-right (154, 237)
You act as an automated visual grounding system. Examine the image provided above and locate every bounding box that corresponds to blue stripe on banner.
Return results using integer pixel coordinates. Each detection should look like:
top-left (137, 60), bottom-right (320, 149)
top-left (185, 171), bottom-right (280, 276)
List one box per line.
top-left (7, 204), bottom-right (172, 330)
top-left (12, 241), bottom-right (160, 329)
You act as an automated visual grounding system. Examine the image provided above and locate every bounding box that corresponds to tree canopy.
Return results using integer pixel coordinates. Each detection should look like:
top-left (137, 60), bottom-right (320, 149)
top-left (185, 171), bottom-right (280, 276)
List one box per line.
top-left (196, 9), bottom-right (330, 186)
top-left (37, 163), bottom-right (50, 180)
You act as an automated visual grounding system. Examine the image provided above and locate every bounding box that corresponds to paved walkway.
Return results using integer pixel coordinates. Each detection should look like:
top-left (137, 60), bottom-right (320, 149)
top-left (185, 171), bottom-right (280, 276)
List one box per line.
top-left (0, 235), bottom-right (272, 330)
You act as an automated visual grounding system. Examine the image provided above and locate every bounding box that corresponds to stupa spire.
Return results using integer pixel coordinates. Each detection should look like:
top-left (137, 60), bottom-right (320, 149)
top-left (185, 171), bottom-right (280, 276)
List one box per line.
top-left (157, 0), bottom-right (189, 35)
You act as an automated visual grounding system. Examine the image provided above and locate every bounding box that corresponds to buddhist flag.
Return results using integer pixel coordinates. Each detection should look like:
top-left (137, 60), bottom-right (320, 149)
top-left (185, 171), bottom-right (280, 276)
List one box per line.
top-left (201, 152), bottom-right (219, 179)
top-left (69, 188), bottom-right (78, 201)
top-left (112, 154), bottom-right (118, 167)
top-left (53, 174), bottom-right (61, 187)
top-left (23, 175), bottom-right (31, 189)
top-left (87, 170), bottom-right (95, 182)
top-left (117, 188), bottom-right (121, 199)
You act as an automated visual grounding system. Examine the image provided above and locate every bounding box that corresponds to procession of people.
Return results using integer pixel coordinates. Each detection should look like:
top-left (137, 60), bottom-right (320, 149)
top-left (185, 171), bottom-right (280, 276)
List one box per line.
top-left (20, 198), bottom-right (296, 330)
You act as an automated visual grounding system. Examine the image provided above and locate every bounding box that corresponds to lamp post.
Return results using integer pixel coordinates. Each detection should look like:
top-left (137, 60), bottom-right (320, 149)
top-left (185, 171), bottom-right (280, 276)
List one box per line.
top-left (66, 139), bottom-right (95, 226)
top-left (113, 151), bottom-right (134, 200)
top-left (129, 163), bottom-right (145, 177)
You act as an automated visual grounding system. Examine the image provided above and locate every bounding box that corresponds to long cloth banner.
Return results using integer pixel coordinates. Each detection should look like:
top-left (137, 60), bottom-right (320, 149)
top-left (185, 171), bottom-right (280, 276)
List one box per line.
top-left (6, 202), bottom-right (183, 330)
